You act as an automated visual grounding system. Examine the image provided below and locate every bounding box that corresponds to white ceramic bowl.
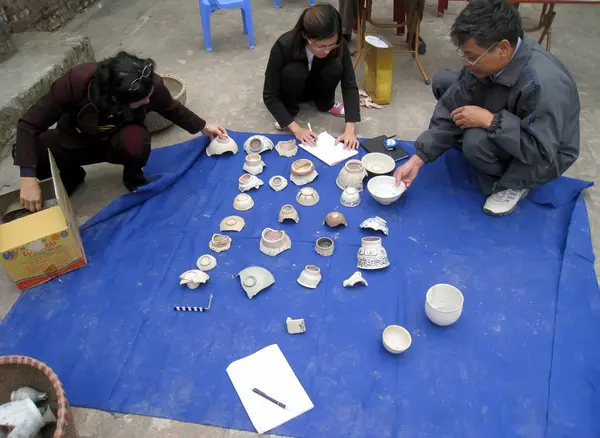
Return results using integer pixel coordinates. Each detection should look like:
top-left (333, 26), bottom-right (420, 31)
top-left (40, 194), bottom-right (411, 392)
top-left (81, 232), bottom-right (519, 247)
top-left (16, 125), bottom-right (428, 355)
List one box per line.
top-left (367, 176), bottom-right (406, 205)
top-left (425, 284), bottom-right (464, 326)
top-left (382, 325), bottom-right (412, 354)
top-left (362, 153), bottom-right (395, 174)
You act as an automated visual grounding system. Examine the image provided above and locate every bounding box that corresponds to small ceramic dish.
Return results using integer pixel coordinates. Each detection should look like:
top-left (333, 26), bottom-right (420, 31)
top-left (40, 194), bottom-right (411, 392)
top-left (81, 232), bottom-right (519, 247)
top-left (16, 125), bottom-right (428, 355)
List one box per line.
top-left (269, 175), bottom-right (288, 192)
top-left (233, 193), bottom-right (254, 211)
top-left (243, 154), bottom-right (266, 175)
top-left (361, 153), bottom-right (395, 174)
top-left (323, 211), bottom-right (347, 228)
top-left (237, 266), bottom-right (274, 299)
top-left (278, 204), bottom-right (299, 223)
top-left (367, 176), bottom-right (406, 205)
top-left (382, 325), bottom-right (412, 354)
top-left (244, 135), bottom-right (274, 154)
top-left (206, 134), bottom-right (238, 157)
top-left (238, 174), bottom-right (264, 192)
top-left (340, 187), bottom-right (361, 207)
top-left (209, 234), bottom-right (232, 253)
top-left (296, 187), bottom-right (320, 206)
top-left (360, 216), bottom-right (389, 235)
top-left (315, 237), bottom-right (334, 256)
top-left (196, 254), bottom-right (217, 271)
top-left (220, 215), bottom-right (245, 232)
top-left (275, 139), bottom-right (298, 157)
top-left (259, 228), bottom-right (292, 256)
top-left (425, 284), bottom-right (464, 326)
top-left (297, 265), bottom-right (322, 289)
top-left (290, 159), bottom-right (318, 186)
top-left (336, 159), bottom-right (368, 191)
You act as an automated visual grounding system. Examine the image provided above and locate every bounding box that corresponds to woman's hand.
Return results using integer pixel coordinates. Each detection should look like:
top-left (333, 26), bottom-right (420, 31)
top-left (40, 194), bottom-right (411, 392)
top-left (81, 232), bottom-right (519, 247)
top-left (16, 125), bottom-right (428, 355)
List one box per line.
top-left (393, 155), bottom-right (424, 188)
top-left (203, 124), bottom-right (227, 139)
top-left (292, 125), bottom-right (317, 147)
top-left (336, 124), bottom-right (359, 150)
top-left (20, 177), bottom-right (43, 212)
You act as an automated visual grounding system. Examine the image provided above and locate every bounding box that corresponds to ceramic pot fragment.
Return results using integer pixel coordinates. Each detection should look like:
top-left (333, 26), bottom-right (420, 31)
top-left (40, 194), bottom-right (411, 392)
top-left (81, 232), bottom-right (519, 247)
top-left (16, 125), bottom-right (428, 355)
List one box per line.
top-left (336, 159), bottom-right (368, 191)
top-left (206, 134), bottom-right (238, 156)
top-left (179, 269), bottom-right (210, 289)
top-left (357, 236), bottom-right (389, 270)
top-left (315, 237), bottom-right (334, 256)
top-left (237, 266), bottom-right (275, 299)
top-left (343, 271), bottom-right (368, 287)
top-left (286, 317), bottom-right (307, 334)
top-left (243, 154), bottom-right (266, 175)
top-left (297, 265), bottom-right (322, 288)
top-left (275, 139), bottom-right (298, 157)
top-left (196, 254), bottom-right (217, 271)
top-left (220, 215), bottom-right (246, 232)
top-left (233, 193), bottom-right (254, 211)
top-left (340, 187), bottom-right (361, 207)
top-left (10, 387), bottom-right (48, 403)
top-left (360, 216), bottom-right (389, 235)
top-left (0, 399), bottom-right (44, 438)
top-left (296, 187), bottom-right (320, 206)
top-left (243, 135), bottom-right (274, 154)
top-left (290, 159), bottom-right (318, 186)
top-left (278, 204), bottom-right (299, 223)
top-left (260, 228), bottom-right (292, 256)
top-left (269, 175), bottom-right (288, 192)
top-left (323, 211), bottom-right (347, 228)
top-left (209, 234), bottom-right (232, 253)
top-left (238, 173), bottom-right (264, 192)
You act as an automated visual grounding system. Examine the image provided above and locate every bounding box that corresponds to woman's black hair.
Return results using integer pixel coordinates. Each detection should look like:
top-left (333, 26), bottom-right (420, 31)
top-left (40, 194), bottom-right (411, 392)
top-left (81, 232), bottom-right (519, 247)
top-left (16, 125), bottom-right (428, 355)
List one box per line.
top-left (91, 51), bottom-right (156, 114)
top-left (292, 4), bottom-right (344, 59)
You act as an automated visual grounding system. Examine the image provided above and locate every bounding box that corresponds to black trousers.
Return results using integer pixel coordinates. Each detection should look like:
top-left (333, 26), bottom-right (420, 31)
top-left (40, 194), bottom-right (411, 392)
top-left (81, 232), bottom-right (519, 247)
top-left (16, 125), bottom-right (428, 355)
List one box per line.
top-left (280, 61), bottom-right (341, 119)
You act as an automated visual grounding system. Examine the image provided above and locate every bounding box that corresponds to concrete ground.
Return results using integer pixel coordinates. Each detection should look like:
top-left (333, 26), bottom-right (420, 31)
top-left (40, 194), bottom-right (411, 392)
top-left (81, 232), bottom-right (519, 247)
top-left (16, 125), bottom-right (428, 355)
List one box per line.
top-left (1, 0), bottom-right (599, 436)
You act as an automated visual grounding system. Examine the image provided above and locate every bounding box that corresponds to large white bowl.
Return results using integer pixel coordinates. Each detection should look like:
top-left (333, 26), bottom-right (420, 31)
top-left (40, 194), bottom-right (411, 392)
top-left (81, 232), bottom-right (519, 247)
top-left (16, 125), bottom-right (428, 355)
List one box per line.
top-left (382, 325), bottom-right (412, 354)
top-left (367, 176), bottom-right (406, 205)
top-left (362, 153), bottom-right (395, 174)
top-left (425, 284), bottom-right (464, 326)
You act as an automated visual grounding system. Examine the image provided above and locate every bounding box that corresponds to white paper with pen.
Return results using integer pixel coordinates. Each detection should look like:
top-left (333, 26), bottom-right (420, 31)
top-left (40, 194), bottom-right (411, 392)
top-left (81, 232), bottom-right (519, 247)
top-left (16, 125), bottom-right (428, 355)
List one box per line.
top-left (299, 130), bottom-right (358, 166)
top-left (226, 344), bottom-right (314, 434)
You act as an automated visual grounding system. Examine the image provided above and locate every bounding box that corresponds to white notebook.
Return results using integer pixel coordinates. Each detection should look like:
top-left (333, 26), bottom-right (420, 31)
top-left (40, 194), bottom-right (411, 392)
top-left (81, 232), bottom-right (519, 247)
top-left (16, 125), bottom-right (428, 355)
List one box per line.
top-left (226, 344), bottom-right (314, 434)
top-left (299, 131), bottom-right (358, 166)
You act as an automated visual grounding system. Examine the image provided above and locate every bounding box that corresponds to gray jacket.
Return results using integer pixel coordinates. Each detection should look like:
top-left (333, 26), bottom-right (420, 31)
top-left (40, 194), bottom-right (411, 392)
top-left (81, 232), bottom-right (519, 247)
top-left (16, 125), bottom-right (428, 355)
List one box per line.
top-left (416, 37), bottom-right (580, 188)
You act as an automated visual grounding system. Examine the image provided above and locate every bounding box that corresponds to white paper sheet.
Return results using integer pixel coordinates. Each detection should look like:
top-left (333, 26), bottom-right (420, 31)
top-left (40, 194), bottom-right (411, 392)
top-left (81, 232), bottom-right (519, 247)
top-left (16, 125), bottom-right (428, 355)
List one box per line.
top-left (226, 344), bottom-right (314, 434)
top-left (299, 131), bottom-right (358, 166)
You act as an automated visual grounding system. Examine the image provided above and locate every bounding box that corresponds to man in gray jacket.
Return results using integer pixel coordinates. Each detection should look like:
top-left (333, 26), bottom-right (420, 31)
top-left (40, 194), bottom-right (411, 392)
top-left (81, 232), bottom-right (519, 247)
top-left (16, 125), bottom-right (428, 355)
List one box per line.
top-left (394, 0), bottom-right (579, 216)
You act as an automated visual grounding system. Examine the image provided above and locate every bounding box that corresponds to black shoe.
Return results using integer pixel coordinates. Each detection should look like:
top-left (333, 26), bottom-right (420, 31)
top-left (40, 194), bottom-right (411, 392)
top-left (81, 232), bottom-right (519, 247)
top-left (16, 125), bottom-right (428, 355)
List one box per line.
top-left (343, 33), bottom-right (351, 43)
top-left (123, 167), bottom-right (148, 192)
top-left (409, 35), bottom-right (427, 55)
top-left (61, 166), bottom-right (86, 195)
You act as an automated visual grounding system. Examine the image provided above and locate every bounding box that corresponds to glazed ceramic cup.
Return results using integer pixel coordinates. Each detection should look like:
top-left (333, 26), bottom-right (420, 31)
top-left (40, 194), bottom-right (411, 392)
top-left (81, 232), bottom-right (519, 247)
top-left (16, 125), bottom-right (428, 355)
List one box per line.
top-left (425, 284), bottom-right (464, 326)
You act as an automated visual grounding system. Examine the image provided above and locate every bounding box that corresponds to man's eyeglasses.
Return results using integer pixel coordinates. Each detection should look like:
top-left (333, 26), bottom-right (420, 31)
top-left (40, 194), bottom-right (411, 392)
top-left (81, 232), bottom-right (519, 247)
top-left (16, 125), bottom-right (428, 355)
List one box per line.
top-left (306, 37), bottom-right (339, 53)
top-left (129, 63), bottom-right (153, 91)
top-left (456, 42), bottom-right (498, 66)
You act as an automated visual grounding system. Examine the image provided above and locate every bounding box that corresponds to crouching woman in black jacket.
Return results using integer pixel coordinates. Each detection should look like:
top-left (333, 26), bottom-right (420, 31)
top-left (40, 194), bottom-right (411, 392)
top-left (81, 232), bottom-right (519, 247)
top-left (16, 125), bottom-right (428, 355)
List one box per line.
top-left (263, 4), bottom-right (360, 149)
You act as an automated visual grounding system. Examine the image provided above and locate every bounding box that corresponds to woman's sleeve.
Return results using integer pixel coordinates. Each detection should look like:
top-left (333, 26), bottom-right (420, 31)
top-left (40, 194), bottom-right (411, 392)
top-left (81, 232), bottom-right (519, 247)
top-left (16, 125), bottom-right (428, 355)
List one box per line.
top-left (263, 42), bottom-right (294, 128)
top-left (340, 43), bottom-right (361, 123)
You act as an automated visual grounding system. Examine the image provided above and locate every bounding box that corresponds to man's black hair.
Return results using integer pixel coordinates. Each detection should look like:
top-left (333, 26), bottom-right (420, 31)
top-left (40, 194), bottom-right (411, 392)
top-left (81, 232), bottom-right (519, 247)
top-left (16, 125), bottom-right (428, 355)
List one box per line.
top-left (450, 0), bottom-right (522, 49)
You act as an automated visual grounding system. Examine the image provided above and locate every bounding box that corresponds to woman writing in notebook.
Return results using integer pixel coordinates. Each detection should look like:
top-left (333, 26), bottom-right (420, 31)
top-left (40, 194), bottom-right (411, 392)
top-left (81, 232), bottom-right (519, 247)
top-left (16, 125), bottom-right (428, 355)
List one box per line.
top-left (263, 4), bottom-right (360, 149)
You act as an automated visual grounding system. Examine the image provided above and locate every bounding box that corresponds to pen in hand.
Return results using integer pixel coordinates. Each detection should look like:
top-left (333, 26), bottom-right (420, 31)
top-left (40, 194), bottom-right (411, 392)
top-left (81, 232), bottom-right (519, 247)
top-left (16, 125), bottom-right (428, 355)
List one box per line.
top-left (252, 388), bottom-right (290, 411)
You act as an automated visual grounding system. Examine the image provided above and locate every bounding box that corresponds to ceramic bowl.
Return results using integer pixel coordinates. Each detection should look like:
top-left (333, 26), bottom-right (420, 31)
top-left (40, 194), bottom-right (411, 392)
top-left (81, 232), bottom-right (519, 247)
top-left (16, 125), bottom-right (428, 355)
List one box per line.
top-left (237, 266), bottom-right (274, 299)
top-left (382, 325), bottom-right (412, 354)
top-left (220, 215), bottom-right (245, 232)
top-left (297, 265), bottom-right (322, 289)
top-left (238, 173), bottom-right (263, 192)
top-left (209, 234), bottom-right (232, 253)
top-left (196, 254), bottom-right (217, 271)
top-left (425, 284), bottom-right (464, 326)
top-left (361, 153), bottom-right (395, 174)
top-left (259, 228), bottom-right (292, 256)
top-left (323, 211), bottom-right (347, 228)
top-left (315, 237), bottom-right (334, 256)
top-left (243, 154), bottom-right (266, 175)
top-left (269, 175), bottom-right (288, 192)
top-left (244, 135), bottom-right (274, 154)
top-left (296, 188), bottom-right (320, 206)
top-left (291, 159), bottom-right (315, 176)
top-left (340, 187), bottom-right (361, 207)
top-left (275, 139), bottom-right (298, 157)
top-left (336, 159), bottom-right (368, 191)
top-left (233, 193), bottom-right (254, 211)
top-left (278, 204), bottom-right (299, 223)
top-left (206, 134), bottom-right (238, 157)
top-left (367, 176), bottom-right (406, 205)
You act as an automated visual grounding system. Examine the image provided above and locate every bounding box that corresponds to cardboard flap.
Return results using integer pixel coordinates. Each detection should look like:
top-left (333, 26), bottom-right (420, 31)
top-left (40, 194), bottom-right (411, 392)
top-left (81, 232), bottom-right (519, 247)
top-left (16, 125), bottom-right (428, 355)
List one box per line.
top-left (49, 150), bottom-right (75, 228)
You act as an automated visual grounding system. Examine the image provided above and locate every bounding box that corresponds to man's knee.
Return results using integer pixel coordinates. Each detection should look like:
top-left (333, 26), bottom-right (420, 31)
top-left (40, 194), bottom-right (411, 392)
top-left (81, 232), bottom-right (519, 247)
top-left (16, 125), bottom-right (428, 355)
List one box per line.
top-left (116, 124), bottom-right (151, 163)
top-left (461, 128), bottom-right (494, 164)
top-left (431, 70), bottom-right (459, 100)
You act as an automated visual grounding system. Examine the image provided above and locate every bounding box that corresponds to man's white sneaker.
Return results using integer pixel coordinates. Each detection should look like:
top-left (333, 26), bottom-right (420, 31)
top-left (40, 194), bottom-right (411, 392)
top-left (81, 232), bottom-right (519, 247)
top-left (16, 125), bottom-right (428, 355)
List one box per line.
top-left (483, 189), bottom-right (529, 216)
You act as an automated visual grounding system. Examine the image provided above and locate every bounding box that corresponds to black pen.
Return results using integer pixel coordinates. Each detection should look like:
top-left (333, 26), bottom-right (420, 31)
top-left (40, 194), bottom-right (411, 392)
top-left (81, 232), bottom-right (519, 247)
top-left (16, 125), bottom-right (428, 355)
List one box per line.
top-left (252, 388), bottom-right (289, 410)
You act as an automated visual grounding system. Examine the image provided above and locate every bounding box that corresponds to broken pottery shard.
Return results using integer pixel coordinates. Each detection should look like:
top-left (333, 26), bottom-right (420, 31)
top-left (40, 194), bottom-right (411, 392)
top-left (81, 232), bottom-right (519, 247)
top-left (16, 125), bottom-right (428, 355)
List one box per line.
top-left (286, 317), bottom-right (307, 334)
top-left (237, 266), bottom-right (275, 299)
top-left (343, 271), bottom-right (368, 287)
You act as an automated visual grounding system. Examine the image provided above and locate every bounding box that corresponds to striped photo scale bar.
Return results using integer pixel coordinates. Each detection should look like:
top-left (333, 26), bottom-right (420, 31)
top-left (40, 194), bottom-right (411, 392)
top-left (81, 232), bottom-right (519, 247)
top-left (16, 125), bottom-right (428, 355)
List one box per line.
top-left (173, 294), bottom-right (213, 312)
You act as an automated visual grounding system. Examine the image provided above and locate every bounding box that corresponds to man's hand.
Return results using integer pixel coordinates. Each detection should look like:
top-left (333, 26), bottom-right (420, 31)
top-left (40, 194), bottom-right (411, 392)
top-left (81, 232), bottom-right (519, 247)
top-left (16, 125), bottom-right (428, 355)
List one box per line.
top-left (451, 106), bottom-right (494, 129)
top-left (203, 124), bottom-right (227, 139)
top-left (393, 155), bottom-right (424, 188)
top-left (292, 125), bottom-right (317, 147)
top-left (336, 123), bottom-right (359, 150)
top-left (20, 177), bottom-right (43, 212)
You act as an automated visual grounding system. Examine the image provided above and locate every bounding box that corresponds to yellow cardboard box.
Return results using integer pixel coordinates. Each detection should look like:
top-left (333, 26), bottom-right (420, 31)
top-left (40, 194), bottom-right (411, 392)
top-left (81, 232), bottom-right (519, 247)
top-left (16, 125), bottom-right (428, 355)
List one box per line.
top-left (364, 35), bottom-right (393, 105)
top-left (0, 151), bottom-right (87, 290)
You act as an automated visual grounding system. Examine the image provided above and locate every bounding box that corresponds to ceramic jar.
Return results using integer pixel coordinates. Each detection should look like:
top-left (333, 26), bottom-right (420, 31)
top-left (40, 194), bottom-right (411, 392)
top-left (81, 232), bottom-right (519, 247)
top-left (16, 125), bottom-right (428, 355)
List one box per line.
top-left (360, 216), bottom-right (389, 235)
top-left (237, 266), bottom-right (275, 299)
top-left (269, 175), bottom-right (288, 191)
top-left (233, 193), bottom-right (254, 211)
top-left (315, 237), bottom-right (334, 256)
top-left (244, 135), bottom-right (274, 154)
top-left (323, 211), bottom-right (347, 227)
top-left (278, 204), bottom-right (299, 223)
top-left (209, 234), bottom-right (232, 253)
top-left (296, 187), bottom-right (320, 206)
top-left (336, 159), bottom-right (368, 191)
top-left (206, 134), bottom-right (238, 156)
top-left (238, 174), bottom-right (263, 192)
top-left (290, 159), bottom-right (318, 186)
top-left (275, 139), bottom-right (298, 157)
top-left (357, 236), bottom-right (389, 270)
top-left (340, 187), bottom-right (361, 207)
top-left (220, 215), bottom-right (245, 232)
top-left (297, 265), bottom-right (322, 288)
top-left (243, 154), bottom-right (266, 175)
top-left (260, 228), bottom-right (292, 256)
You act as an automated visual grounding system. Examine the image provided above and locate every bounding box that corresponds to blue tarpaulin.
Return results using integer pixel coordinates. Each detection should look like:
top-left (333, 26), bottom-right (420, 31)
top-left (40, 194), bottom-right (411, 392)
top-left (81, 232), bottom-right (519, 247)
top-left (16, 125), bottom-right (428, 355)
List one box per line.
top-left (1, 131), bottom-right (599, 438)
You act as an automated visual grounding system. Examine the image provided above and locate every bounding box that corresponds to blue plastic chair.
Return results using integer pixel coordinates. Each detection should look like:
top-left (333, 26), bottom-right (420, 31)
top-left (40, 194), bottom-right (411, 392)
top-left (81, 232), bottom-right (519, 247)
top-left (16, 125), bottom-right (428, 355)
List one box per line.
top-left (274, 0), bottom-right (315, 7)
top-left (199, 0), bottom-right (255, 52)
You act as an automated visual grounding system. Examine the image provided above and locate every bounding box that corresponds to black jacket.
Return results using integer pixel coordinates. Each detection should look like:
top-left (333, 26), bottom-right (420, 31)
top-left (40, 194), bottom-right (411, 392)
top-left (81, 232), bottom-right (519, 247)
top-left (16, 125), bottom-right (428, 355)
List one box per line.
top-left (263, 31), bottom-right (361, 127)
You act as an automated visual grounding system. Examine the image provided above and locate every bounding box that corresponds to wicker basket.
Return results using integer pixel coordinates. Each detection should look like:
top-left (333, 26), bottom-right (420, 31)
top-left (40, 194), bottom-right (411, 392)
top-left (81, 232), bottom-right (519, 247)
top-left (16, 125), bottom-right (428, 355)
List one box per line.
top-left (0, 356), bottom-right (76, 438)
top-left (145, 74), bottom-right (187, 133)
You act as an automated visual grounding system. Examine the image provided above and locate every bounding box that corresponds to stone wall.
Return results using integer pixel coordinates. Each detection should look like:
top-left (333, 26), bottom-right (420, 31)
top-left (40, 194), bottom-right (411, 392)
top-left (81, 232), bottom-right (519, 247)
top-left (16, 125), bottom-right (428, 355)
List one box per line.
top-left (0, 0), bottom-right (98, 33)
top-left (0, 18), bottom-right (15, 62)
